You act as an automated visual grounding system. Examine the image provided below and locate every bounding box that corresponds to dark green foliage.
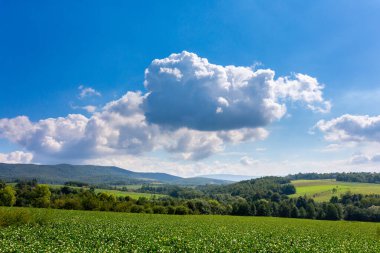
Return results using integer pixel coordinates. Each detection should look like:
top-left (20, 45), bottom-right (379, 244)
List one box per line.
top-left (325, 203), bottom-right (340, 220)
top-left (256, 200), bottom-right (271, 216)
top-left (64, 181), bottom-right (89, 187)
top-left (291, 205), bottom-right (300, 218)
top-left (287, 172), bottom-right (380, 184)
top-left (0, 163), bottom-right (227, 185)
top-left (298, 207), bottom-right (307, 218)
top-left (286, 172), bottom-right (338, 180)
top-left (232, 198), bottom-right (251, 216)
top-left (279, 202), bottom-right (292, 217)
top-left (336, 172), bottom-right (380, 184)
top-left (305, 202), bottom-right (316, 219)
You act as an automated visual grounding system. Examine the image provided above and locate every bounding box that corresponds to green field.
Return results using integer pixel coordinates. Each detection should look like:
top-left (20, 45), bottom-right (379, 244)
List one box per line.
top-left (290, 179), bottom-right (380, 201)
top-left (0, 207), bottom-right (379, 252)
top-left (93, 188), bottom-right (166, 199)
top-left (47, 184), bottom-right (166, 199)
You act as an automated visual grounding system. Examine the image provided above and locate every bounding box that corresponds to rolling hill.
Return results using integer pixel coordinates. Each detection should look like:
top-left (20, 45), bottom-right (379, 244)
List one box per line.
top-left (0, 163), bottom-right (231, 186)
top-left (200, 174), bottom-right (257, 182)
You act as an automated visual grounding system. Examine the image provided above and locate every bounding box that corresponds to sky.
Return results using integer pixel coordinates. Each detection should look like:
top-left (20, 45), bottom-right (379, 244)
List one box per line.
top-left (1, 0), bottom-right (380, 177)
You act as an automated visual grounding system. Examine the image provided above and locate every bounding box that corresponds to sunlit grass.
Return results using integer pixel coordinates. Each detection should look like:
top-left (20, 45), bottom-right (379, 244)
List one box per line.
top-left (290, 179), bottom-right (380, 201)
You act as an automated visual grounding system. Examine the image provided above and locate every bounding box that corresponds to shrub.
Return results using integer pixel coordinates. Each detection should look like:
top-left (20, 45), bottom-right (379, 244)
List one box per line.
top-left (130, 205), bottom-right (144, 213)
top-left (0, 208), bottom-right (53, 227)
top-left (153, 206), bottom-right (167, 214)
top-left (0, 208), bottom-right (32, 227)
top-left (175, 206), bottom-right (190, 215)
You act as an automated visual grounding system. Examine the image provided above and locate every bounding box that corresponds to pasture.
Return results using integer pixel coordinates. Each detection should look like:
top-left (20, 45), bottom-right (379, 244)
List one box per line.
top-left (290, 179), bottom-right (380, 201)
top-left (47, 184), bottom-right (166, 199)
top-left (0, 207), bottom-right (379, 252)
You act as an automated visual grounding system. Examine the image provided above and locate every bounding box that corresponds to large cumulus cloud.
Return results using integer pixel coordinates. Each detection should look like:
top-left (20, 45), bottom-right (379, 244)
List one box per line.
top-left (144, 51), bottom-right (330, 131)
top-left (0, 91), bottom-right (267, 161)
top-left (0, 51), bottom-right (329, 163)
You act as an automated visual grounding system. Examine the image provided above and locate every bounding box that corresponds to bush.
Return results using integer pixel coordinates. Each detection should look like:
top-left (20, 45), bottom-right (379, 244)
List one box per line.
top-left (130, 205), bottom-right (145, 213)
top-left (153, 206), bottom-right (167, 214)
top-left (0, 208), bottom-right (53, 227)
top-left (175, 206), bottom-right (190, 215)
top-left (0, 208), bottom-right (32, 227)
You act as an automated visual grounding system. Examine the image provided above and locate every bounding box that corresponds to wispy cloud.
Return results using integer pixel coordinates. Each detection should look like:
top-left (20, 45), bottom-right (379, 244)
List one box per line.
top-left (78, 85), bottom-right (101, 99)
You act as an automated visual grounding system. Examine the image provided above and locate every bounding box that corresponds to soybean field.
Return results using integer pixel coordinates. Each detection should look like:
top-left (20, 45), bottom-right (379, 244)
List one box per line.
top-left (0, 207), bottom-right (380, 252)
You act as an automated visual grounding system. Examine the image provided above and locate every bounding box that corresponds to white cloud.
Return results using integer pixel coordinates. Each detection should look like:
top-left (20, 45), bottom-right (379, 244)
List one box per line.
top-left (240, 156), bottom-right (258, 166)
top-left (144, 51), bottom-right (330, 131)
top-left (315, 114), bottom-right (380, 142)
top-left (78, 85), bottom-right (101, 99)
top-left (82, 105), bottom-right (97, 113)
top-left (348, 153), bottom-right (380, 164)
top-left (255, 147), bottom-right (267, 152)
top-left (0, 51), bottom-right (330, 167)
top-left (349, 154), bottom-right (371, 164)
top-left (0, 92), bottom-right (269, 162)
top-left (0, 151), bottom-right (33, 164)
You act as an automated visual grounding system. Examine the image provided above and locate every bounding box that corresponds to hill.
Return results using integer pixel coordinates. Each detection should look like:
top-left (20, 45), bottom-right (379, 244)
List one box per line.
top-left (0, 163), bottom-right (230, 186)
top-left (200, 174), bottom-right (256, 182)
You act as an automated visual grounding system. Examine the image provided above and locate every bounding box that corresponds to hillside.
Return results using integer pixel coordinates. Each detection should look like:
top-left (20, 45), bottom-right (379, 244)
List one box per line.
top-left (0, 163), bottom-right (230, 186)
top-left (200, 174), bottom-right (256, 182)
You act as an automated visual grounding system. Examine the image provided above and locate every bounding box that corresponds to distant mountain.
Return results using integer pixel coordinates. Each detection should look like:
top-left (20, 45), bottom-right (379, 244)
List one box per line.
top-left (173, 177), bottom-right (232, 185)
top-left (200, 174), bottom-right (257, 182)
top-left (0, 163), bottom-right (229, 186)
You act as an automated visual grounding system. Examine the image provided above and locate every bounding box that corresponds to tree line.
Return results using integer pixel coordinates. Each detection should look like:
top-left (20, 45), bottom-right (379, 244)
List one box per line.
top-left (0, 178), bottom-right (379, 221)
top-left (286, 172), bottom-right (380, 184)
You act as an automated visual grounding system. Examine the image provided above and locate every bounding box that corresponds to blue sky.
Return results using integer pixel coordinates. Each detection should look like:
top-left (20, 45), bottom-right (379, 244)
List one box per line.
top-left (1, 1), bottom-right (380, 176)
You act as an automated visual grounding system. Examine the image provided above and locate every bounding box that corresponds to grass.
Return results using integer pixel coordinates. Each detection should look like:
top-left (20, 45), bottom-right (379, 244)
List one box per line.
top-left (290, 179), bottom-right (380, 201)
top-left (93, 188), bottom-right (166, 199)
top-left (0, 207), bottom-right (379, 252)
top-left (46, 184), bottom-right (166, 199)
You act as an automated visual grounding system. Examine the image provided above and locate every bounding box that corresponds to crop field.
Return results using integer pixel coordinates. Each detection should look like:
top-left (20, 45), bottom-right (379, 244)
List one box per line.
top-left (0, 207), bottom-right (380, 252)
top-left (46, 184), bottom-right (166, 199)
top-left (93, 188), bottom-right (166, 199)
top-left (290, 179), bottom-right (380, 201)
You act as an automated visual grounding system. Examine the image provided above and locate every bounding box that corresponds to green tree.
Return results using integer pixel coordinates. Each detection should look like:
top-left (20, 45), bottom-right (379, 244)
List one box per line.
top-left (325, 203), bottom-right (340, 220)
top-left (290, 205), bottom-right (299, 218)
top-left (279, 202), bottom-right (291, 217)
top-left (299, 207), bottom-right (307, 218)
top-left (0, 185), bottom-right (16, 206)
top-left (305, 203), bottom-right (316, 219)
top-left (256, 200), bottom-right (271, 216)
top-left (330, 196), bottom-right (339, 204)
top-left (32, 185), bottom-right (51, 208)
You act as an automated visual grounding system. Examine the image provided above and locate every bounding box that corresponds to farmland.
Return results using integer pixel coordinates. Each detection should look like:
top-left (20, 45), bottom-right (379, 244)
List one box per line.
top-left (290, 179), bottom-right (380, 201)
top-left (47, 184), bottom-right (166, 199)
top-left (0, 207), bottom-right (380, 252)
top-left (93, 188), bottom-right (166, 199)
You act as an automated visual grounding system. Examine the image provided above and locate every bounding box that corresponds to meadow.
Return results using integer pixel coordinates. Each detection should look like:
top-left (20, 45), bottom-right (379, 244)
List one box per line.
top-left (93, 188), bottom-right (166, 199)
top-left (47, 184), bottom-right (166, 199)
top-left (290, 179), bottom-right (380, 201)
top-left (0, 207), bottom-right (379, 252)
